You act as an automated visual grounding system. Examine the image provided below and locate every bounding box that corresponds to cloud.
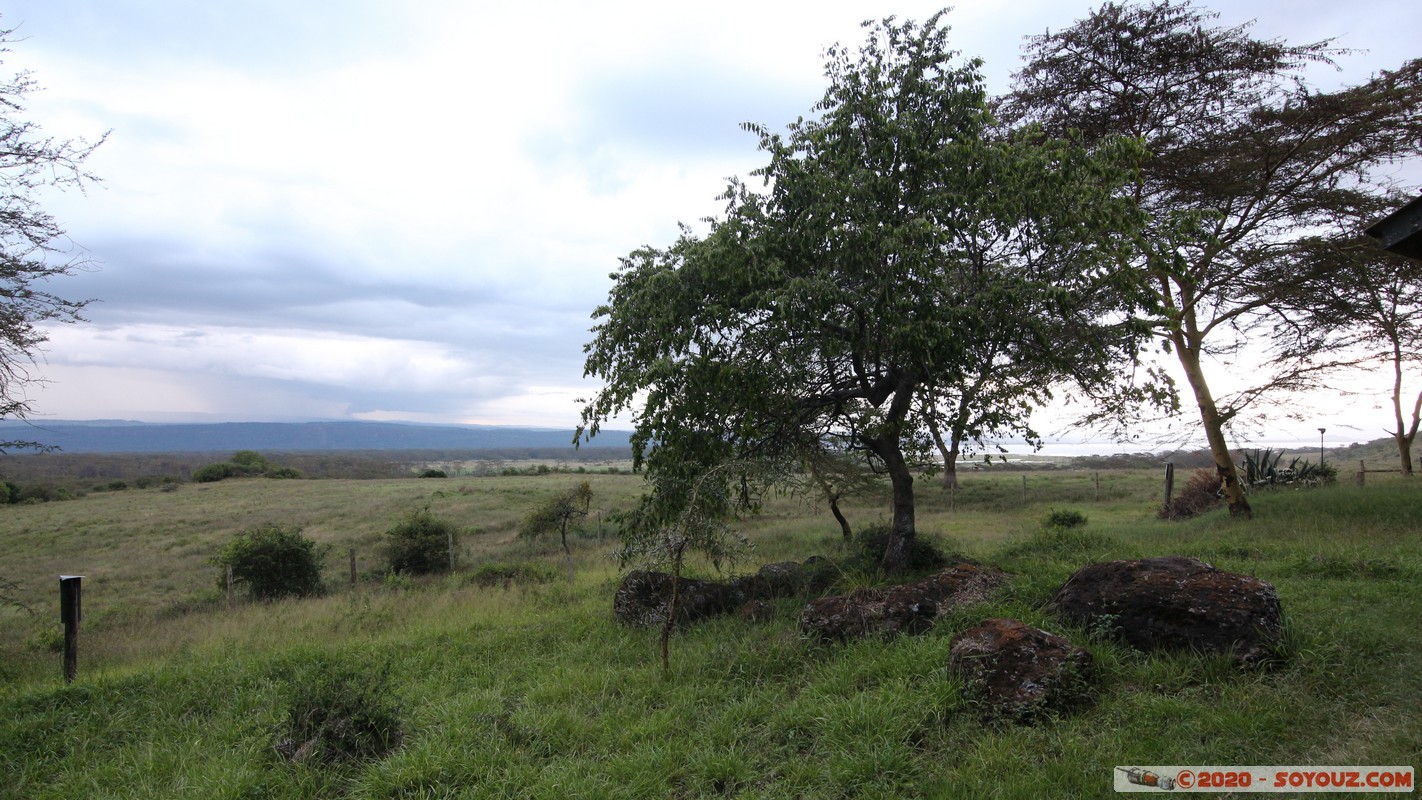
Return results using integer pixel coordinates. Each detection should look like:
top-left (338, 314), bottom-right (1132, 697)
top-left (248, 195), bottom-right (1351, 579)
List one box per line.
top-left (3, 0), bottom-right (1418, 437)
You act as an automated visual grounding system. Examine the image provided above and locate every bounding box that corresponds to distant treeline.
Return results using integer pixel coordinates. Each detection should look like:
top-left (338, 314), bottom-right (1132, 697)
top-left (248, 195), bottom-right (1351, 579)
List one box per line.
top-left (0, 447), bottom-right (634, 485)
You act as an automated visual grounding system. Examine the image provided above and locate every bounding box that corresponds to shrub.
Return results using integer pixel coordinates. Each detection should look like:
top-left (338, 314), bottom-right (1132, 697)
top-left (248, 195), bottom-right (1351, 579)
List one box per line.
top-left (852, 522), bottom-right (949, 572)
top-left (1043, 508), bottom-right (1088, 529)
top-left (213, 523), bottom-right (326, 600)
top-left (383, 509), bottom-right (460, 575)
top-left (1161, 468), bottom-right (1224, 520)
top-left (418, 468), bottom-right (448, 478)
top-left (274, 655), bottom-right (403, 765)
top-left (193, 462), bottom-right (236, 483)
top-left (265, 466), bottom-right (303, 479)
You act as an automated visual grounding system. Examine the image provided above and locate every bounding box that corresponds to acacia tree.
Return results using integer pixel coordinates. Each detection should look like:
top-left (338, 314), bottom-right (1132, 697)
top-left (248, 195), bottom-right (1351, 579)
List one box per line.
top-left (1294, 219), bottom-right (1422, 475)
top-left (0, 25), bottom-right (105, 449)
top-left (1005, 0), bottom-right (1422, 516)
top-left (580, 14), bottom-right (1153, 572)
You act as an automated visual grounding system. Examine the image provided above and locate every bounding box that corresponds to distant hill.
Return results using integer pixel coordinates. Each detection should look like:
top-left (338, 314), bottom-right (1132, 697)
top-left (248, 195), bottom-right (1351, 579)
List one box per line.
top-left (0, 420), bottom-right (632, 454)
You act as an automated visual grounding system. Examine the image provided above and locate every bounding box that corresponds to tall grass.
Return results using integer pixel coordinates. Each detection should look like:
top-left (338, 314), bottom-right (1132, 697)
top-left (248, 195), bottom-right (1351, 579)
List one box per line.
top-left (1, 471), bottom-right (1418, 798)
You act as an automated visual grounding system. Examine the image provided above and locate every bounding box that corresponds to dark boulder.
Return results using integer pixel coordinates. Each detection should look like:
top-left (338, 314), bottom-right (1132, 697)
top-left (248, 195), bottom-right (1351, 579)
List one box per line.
top-left (612, 570), bottom-right (743, 627)
top-left (734, 556), bottom-right (839, 600)
top-left (1049, 555), bottom-right (1283, 666)
top-left (800, 563), bottom-right (1006, 642)
top-left (948, 618), bottom-right (1096, 721)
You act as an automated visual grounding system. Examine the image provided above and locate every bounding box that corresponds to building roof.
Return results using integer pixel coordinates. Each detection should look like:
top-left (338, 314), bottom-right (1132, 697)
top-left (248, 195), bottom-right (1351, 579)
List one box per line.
top-left (1365, 195), bottom-right (1422, 260)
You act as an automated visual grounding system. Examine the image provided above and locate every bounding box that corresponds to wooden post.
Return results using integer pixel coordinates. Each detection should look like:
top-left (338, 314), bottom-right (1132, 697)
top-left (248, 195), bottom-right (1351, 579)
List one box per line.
top-left (225, 564), bottom-right (234, 604)
top-left (447, 529), bottom-right (456, 572)
top-left (1094, 472), bottom-right (1101, 502)
top-left (349, 547), bottom-right (358, 587)
top-left (59, 575), bottom-right (82, 684)
top-left (1021, 475), bottom-right (1028, 503)
top-left (1163, 463), bottom-right (1175, 516)
top-left (1358, 460), bottom-right (1366, 487)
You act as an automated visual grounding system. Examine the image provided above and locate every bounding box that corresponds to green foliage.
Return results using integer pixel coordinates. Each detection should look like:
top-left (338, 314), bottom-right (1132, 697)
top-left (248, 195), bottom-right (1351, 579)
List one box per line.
top-left (193, 451), bottom-right (301, 482)
top-left (213, 523), bottom-right (326, 600)
top-left (273, 654), bottom-right (403, 765)
top-left (580, 13), bottom-right (1153, 572)
top-left (383, 509), bottom-right (459, 576)
top-left (418, 468), bottom-right (448, 478)
top-left (1241, 449), bottom-right (1336, 491)
top-left (519, 481), bottom-right (593, 546)
top-left (1042, 508), bottom-right (1088, 529)
top-left (850, 523), bottom-right (950, 574)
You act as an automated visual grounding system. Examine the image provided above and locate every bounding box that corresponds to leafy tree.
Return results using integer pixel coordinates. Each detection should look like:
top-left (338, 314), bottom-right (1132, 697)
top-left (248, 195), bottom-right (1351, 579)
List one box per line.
top-left (581, 13), bottom-right (1153, 571)
top-left (214, 523), bottom-right (326, 600)
top-left (0, 24), bottom-right (106, 450)
top-left (1296, 226), bottom-right (1422, 475)
top-left (519, 480), bottom-right (593, 580)
top-left (1004, 0), bottom-right (1422, 516)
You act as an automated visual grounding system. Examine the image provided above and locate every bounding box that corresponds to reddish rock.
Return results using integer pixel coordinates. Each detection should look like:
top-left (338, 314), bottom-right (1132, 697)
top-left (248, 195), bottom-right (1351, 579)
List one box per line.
top-left (799, 563), bottom-right (1006, 642)
top-left (948, 618), bottom-right (1096, 721)
top-left (1049, 555), bottom-right (1283, 666)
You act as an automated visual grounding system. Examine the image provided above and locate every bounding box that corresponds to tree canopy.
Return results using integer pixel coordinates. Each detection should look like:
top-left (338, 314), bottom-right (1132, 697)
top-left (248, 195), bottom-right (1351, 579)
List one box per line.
top-left (1004, 0), bottom-right (1422, 515)
top-left (0, 25), bottom-right (105, 449)
top-left (580, 13), bottom-right (1155, 571)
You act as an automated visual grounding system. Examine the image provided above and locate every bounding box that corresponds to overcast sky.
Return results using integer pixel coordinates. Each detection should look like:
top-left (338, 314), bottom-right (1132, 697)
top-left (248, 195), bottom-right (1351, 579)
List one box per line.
top-left (4, 0), bottom-right (1419, 449)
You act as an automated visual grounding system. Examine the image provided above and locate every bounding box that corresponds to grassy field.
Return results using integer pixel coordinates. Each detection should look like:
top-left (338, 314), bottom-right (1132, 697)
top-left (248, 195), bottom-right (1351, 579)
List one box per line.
top-left (0, 468), bottom-right (1418, 798)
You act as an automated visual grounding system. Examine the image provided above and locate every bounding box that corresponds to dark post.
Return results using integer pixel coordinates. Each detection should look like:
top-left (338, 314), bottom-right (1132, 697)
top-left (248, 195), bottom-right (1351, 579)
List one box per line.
top-left (59, 575), bottom-right (82, 683)
top-left (1358, 460), bottom-right (1366, 487)
top-left (225, 564), bottom-right (234, 604)
top-left (1021, 475), bottom-right (1028, 503)
top-left (1094, 471), bottom-right (1101, 502)
top-left (447, 529), bottom-right (456, 572)
top-left (349, 547), bottom-right (358, 587)
top-left (1163, 463), bottom-right (1175, 516)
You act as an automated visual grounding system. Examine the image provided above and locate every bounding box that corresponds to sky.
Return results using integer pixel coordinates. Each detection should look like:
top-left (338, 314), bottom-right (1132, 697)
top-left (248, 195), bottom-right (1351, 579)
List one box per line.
top-left (3, 0), bottom-right (1419, 452)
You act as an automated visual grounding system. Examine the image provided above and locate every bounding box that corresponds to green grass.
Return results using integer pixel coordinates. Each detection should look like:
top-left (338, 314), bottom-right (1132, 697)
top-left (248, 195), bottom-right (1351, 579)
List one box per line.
top-left (1, 470), bottom-right (1419, 798)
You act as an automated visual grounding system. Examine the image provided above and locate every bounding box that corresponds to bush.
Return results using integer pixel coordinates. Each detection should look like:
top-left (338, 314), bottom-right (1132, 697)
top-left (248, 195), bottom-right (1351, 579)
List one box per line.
top-left (1043, 508), bottom-right (1088, 529)
top-left (1161, 468), bottom-right (1224, 520)
top-left (383, 509), bottom-right (459, 575)
top-left (213, 523), bottom-right (326, 600)
top-left (852, 522), bottom-right (949, 572)
top-left (193, 462), bottom-right (237, 483)
top-left (273, 655), bottom-right (403, 765)
top-left (419, 468), bottom-right (448, 478)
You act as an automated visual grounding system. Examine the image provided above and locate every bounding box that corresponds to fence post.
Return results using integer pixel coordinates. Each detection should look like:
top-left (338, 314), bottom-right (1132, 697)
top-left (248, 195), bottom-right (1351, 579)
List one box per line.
top-left (1021, 475), bottom-right (1028, 503)
top-left (447, 529), bottom-right (456, 572)
top-left (1357, 460), bottom-right (1366, 487)
top-left (1094, 471), bottom-right (1101, 502)
top-left (60, 575), bottom-right (82, 684)
top-left (349, 547), bottom-right (358, 587)
top-left (225, 564), bottom-right (234, 604)
top-left (1163, 462), bottom-right (1175, 516)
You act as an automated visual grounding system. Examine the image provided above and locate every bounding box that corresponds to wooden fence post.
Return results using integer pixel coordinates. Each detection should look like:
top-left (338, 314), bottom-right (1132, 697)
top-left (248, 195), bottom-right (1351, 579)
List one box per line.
top-left (447, 529), bottom-right (456, 572)
top-left (225, 564), bottom-right (234, 604)
top-left (349, 547), bottom-right (358, 587)
top-left (1357, 460), bottom-right (1366, 487)
top-left (60, 575), bottom-right (82, 684)
top-left (1021, 475), bottom-right (1028, 503)
top-left (1163, 463), bottom-right (1175, 516)
top-left (1094, 472), bottom-right (1101, 502)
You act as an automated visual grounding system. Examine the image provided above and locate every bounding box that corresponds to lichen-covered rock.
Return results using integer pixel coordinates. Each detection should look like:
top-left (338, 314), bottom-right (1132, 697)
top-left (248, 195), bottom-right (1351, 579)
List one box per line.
top-left (948, 618), bottom-right (1096, 722)
top-left (1049, 555), bottom-right (1283, 666)
top-left (799, 563), bottom-right (1006, 642)
top-left (612, 570), bottom-right (743, 627)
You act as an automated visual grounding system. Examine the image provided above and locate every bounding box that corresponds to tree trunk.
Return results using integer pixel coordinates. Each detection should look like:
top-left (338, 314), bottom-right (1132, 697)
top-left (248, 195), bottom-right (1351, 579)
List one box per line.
top-left (1389, 348), bottom-right (1420, 476)
top-left (828, 494), bottom-right (853, 541)
top-left (868, 435), bottom-right (917, 573)
top-left (925, 412), bottom-right (959, 490)
top-left (1176, 338), bottom-right (1251, 517)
